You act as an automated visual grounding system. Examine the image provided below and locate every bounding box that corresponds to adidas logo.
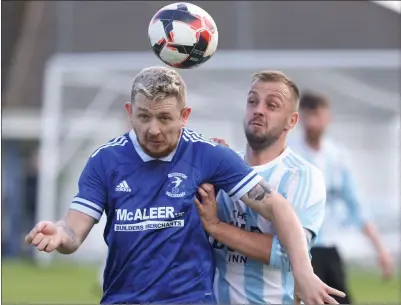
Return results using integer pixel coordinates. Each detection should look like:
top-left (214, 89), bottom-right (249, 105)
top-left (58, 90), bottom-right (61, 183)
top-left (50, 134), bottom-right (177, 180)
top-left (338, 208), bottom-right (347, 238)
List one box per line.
top-left (115, 180), bottom-right (131, 192)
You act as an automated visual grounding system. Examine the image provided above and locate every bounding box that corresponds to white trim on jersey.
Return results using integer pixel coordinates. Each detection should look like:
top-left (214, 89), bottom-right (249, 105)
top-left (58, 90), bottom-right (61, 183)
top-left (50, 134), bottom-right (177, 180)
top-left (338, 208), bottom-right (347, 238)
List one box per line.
top-left (231, 174), bottom-right (263, 203)
top-left (182, 129), bottom-right (217, 146)
top-left (70, 196), bottom-right (104, 221)
top-left (91, 136), bottom-right (129, 157)
top-left (227, 170), bottom-right (263, 202)
top-left (70, 203), bottom-right (102, 220)
top-left (227, 171), bottom-right (256, 196)
top-left (73, 196), bottom-right (104, 213)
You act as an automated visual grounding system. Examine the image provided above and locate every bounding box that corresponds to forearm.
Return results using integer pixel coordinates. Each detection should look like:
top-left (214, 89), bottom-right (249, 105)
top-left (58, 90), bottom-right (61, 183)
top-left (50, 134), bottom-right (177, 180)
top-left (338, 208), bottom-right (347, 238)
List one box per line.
top-left (241, 182), bottom-right (313, 275)
top-left (363, 222), bottom-right (387, 253)
top-left (55, 220), bottom-right (81, 254)
top-left (269, 196), bottom-right (312, 275)
top-left (208, 222), bottom-right (273, 264)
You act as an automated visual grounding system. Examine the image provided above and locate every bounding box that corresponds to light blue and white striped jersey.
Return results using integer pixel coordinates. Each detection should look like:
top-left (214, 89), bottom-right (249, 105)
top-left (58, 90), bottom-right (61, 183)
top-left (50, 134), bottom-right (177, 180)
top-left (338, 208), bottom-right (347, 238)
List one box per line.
top-left (289, 137), bottom-right (368, 247)
top-left (212, 147), bottom-right (326, 304)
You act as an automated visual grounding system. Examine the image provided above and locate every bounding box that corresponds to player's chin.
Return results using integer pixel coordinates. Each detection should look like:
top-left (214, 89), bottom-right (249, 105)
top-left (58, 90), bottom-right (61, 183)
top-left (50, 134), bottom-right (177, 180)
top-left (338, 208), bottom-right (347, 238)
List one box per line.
top-left (146, 143), bottom-right (170, 156)
top-left (247, 125), bottom-right (266, 135)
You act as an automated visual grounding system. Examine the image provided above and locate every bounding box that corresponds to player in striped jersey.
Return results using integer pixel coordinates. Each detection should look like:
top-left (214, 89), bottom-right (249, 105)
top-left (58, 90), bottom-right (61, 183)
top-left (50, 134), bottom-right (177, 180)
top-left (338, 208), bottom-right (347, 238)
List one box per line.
top-left (25, 67), bottom-right (343, 304)
top-left (289, 91), bottom-right (394, 304)
top-left (195, 71), bottom-right (344, 304)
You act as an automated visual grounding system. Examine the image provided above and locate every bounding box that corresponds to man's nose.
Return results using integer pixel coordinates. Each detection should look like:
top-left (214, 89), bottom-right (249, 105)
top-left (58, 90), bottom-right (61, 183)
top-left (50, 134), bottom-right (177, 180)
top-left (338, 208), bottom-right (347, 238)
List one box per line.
top-left (148, 120), bottom-right (162, 136)
top-left (253, 108), bottom-right (264, 117)
top-left (253, 103), bottom-right (265, 116)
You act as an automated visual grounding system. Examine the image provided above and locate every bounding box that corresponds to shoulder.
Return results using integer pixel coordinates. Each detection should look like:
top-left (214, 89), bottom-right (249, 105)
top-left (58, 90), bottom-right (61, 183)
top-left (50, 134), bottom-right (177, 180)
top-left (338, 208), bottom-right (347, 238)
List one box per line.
top-left (89, 133), bottom-right (131, 161)
top-left (286, 164), bottom-right (326, 208)
top-left (182, 128), bottom-right (236, 158)
top-left (284, 150), bottom-right (325, 191)
top-left (284, 148), bottom-right (321, 173)
top-left (181, 128), bottom-right (247, 169)
top-left (181, 128), bottom-right (218, 148)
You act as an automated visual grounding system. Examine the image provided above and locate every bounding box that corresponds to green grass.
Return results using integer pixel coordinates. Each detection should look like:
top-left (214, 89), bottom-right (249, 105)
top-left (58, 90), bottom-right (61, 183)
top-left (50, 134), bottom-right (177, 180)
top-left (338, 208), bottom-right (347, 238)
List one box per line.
top-left (2, 260), bottom-right (101, 304)
top-left (348, 269), bottom-right (401, 304)
top-left (347, 267), bottom-right (400, 303)
top-left (2, 260), bottom-right (400, 304)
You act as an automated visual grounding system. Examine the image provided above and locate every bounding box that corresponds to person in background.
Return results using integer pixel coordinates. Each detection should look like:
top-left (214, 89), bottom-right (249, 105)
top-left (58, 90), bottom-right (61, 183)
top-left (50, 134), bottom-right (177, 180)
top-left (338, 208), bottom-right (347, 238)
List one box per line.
top-left (290, 91), bottom-right (394, 304)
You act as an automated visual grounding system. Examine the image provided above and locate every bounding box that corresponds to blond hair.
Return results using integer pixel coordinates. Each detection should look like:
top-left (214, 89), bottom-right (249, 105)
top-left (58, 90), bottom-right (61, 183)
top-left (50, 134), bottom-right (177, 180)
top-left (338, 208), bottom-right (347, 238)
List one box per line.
top-left (252, 70), bottom-right (300, 110)
top-left (131, 66), bottom-right (187, 107)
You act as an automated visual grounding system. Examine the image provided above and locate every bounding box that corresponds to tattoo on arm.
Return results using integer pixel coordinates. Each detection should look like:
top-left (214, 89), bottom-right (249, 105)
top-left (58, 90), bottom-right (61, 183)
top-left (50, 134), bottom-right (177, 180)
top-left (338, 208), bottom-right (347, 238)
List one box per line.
top-left (247, 181), bottom-right (273, 202)
top-left (57, 221), bottom-right (77, 244)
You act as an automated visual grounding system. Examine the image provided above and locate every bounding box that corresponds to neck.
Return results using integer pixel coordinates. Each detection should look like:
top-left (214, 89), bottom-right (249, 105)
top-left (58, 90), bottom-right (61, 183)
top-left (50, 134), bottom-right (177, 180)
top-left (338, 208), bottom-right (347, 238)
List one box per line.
top-left (305, 136), bottom-right (322, 151)
top-left (245, 136), bottom-right (287, 167)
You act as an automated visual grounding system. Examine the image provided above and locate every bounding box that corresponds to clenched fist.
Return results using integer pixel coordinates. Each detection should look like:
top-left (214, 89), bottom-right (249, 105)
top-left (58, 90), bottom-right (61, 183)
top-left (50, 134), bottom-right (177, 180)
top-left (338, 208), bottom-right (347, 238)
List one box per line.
top-left (25, 221), bottom-right (63, 253)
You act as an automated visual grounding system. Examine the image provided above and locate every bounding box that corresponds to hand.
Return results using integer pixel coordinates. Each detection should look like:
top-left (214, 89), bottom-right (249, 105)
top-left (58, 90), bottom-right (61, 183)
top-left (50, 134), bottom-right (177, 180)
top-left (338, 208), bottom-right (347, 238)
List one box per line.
top-left (194, 183), bottom-right (220, 232)
top-left (211, 137), bottom-right (229, 147)
top-left (378, 249), bottom-right (393, 280)
top-left (294, 271), bottom-right (346, 305)
top-left (25, 221), bottom-right (63, 253)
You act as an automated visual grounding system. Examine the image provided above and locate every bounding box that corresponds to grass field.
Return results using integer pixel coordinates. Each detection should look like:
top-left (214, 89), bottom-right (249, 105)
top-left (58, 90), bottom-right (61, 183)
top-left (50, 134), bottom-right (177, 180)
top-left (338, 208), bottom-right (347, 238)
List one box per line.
top-left (2, 260), bottom-right (400, 304)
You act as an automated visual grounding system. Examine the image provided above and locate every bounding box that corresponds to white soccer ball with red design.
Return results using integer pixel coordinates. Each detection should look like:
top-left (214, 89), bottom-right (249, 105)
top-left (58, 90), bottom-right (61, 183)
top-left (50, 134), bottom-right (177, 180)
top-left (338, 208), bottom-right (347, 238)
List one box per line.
top-left (148, 2), bottom-right (219, 69)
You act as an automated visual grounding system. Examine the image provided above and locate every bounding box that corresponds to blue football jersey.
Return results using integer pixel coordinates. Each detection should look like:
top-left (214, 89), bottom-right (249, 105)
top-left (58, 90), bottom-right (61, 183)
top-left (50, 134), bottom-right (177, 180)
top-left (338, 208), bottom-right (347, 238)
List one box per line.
top-left (70, 128), bottom-right (262, 304)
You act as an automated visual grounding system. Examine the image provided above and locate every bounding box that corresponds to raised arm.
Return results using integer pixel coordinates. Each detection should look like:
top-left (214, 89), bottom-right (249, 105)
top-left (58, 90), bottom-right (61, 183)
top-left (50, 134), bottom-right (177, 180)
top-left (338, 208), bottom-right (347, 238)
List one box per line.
top-left (240, 180), bottom-right (311, 271)
top-left (196, 182), bottom-right (314, 267)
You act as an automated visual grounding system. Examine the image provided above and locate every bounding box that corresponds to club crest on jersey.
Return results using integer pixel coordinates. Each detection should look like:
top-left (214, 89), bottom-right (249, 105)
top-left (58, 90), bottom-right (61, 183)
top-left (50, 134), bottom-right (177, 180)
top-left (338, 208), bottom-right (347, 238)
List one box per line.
top-left (166, 172), bottom-right (187, 198)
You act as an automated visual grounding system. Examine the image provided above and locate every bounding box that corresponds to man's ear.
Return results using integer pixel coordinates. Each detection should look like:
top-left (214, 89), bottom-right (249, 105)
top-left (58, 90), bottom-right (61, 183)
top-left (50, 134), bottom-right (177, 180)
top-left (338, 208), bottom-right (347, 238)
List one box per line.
top-left (125, 102), bottom-right (133, 119)
top-left (284, 112), bottom-right (299, 131)
top-left (181, 107), bottom-right (192, 127)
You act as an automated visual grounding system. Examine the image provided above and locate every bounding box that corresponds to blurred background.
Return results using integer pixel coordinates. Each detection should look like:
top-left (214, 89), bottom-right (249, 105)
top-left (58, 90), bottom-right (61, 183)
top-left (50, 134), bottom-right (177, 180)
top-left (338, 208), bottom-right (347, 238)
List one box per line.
top-left (2, 0), bottom-right (400, 303)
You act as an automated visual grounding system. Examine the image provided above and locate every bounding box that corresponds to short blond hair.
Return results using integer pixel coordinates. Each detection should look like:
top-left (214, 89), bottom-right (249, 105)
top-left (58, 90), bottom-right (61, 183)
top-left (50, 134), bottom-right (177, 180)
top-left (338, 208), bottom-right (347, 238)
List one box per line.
top-left (252, 70), bottom-right (300, 110)
top-left (131, 66), bottom-right (187, 108)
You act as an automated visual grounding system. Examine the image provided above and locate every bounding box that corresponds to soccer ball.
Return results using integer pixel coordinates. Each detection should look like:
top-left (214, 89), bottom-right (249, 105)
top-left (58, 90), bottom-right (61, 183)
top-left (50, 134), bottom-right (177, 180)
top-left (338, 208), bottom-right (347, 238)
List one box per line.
top-left (148, 2), bottom-right (219, 69)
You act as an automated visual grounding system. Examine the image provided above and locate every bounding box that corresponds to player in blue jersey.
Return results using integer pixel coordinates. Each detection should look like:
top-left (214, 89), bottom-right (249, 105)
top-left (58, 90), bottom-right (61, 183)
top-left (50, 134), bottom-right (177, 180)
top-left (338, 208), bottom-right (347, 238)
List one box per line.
top-left (25, 67), bottom-right (343, 304)
top-left (290, 91), bottom-right (394, 304)
top-left (195, 71), bottom-right (343, 304)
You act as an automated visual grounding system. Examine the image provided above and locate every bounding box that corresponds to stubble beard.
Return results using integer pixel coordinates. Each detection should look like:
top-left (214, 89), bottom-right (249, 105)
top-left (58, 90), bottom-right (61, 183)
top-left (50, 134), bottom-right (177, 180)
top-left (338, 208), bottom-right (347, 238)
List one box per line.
top-left (244, 126), bottom-right (283, 151)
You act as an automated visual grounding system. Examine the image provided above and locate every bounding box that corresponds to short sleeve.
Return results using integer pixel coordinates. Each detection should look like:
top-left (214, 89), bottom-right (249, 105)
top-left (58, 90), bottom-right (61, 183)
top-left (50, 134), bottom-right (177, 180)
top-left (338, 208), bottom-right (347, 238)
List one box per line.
top-left (70, 154), bottom-right (107, 222)
top-left (204, 145), bottom-right (263, 202)
top-left (285, 166), bottom-right (326, 238)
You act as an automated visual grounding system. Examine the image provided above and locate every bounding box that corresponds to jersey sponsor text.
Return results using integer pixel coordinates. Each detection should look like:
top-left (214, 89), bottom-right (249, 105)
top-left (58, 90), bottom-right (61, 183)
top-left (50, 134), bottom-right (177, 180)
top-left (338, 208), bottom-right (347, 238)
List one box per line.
top-left (116, 207), bottom-right (176, 221)
top-left (115, 207), bottom-right (185, 232)
top-left (115, 220), bottom-right (184, 232)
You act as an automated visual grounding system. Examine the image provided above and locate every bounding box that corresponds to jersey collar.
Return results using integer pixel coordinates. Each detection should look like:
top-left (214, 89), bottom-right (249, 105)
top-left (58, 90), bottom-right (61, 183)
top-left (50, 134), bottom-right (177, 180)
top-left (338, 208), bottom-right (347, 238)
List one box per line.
top-left (129, 129), bottom-right (180, 162)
